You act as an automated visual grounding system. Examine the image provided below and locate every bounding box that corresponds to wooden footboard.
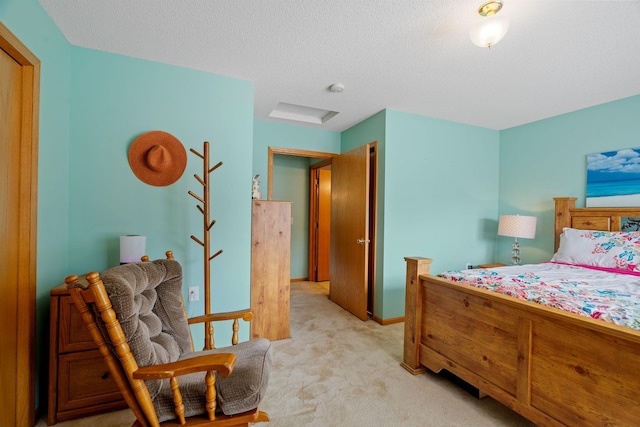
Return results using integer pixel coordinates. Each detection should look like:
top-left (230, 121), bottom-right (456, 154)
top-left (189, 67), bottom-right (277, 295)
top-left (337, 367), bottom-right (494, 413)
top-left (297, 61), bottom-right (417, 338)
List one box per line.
top-left (403, 257), bottom-right (640, 426)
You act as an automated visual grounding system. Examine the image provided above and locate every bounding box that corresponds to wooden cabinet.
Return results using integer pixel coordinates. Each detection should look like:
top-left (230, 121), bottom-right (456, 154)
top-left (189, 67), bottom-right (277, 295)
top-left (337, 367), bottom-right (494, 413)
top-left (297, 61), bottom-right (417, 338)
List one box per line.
top-left (48, 284), bottom-right (127, 425)
top-left (250, 200), bottom-right (291, 341)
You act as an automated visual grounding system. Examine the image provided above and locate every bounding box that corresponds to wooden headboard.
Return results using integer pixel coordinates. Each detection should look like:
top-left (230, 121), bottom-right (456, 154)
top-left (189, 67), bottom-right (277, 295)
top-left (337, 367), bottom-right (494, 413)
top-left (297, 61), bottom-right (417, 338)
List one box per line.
top-left (554, 197), bottom-right (640, 251)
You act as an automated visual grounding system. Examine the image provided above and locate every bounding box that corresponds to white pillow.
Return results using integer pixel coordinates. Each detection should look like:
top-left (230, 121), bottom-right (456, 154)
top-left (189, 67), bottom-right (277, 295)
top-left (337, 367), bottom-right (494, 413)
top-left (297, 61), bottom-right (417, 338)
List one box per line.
top-left (552, 227), bottom-right (640, 271)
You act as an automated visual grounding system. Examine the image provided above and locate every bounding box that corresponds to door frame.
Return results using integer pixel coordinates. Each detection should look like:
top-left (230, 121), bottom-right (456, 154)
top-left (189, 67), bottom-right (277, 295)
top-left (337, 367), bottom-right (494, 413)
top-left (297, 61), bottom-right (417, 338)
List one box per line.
top-left (0, 22), bottom-right (40, 426)
top-left (308, 159), bottom-right (332, 281)
top-left (267, 147), bottom-right (335, 282)
top-left (367, 142), bottom-right (378, 319)
top-left (267, 147), bottom-right (336, 200)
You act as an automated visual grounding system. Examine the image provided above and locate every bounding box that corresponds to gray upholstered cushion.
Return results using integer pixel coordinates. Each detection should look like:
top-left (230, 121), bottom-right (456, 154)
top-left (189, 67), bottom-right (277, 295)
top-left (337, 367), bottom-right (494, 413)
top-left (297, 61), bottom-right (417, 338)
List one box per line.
top-left (101, 260), bottom-right (192, 398)
top-left (99, 260), bottom-right (272, 422)
top-left (153, 338), bottom-right (272, 421)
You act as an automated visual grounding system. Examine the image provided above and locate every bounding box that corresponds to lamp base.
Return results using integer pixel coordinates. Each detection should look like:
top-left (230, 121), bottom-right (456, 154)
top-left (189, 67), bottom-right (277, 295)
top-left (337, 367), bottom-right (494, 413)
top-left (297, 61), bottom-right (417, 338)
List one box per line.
top-left (511, 237), bottom-right (521, 265)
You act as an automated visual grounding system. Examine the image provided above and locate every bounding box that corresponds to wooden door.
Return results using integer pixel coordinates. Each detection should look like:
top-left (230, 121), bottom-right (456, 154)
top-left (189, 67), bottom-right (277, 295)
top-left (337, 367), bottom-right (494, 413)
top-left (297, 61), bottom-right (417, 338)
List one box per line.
top-left (330, 144), bottom-right (370, 320)
top-left (0, 24), bottom-right (39, 427)
top-left (316, 168), bottom-right (331, 281)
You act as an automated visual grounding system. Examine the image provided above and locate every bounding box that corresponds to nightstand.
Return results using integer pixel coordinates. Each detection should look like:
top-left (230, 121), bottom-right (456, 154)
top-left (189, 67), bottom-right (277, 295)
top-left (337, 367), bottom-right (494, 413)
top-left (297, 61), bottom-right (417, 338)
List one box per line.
top-left (48, 282), bottom-right (127, 425)
top-left (475, 263), bottom-right (507, 268)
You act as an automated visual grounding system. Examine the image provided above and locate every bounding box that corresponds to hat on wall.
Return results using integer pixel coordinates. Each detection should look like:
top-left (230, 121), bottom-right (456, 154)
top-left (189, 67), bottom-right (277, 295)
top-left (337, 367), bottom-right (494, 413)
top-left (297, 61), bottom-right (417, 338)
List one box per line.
top-left (128, 131), bottom-right (187, 186)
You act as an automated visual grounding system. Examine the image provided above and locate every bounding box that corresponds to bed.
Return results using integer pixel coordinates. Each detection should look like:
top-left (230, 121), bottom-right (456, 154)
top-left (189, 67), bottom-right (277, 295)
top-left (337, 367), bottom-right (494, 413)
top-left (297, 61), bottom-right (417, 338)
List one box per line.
top-left (402, 197), bottom-right (640, 426)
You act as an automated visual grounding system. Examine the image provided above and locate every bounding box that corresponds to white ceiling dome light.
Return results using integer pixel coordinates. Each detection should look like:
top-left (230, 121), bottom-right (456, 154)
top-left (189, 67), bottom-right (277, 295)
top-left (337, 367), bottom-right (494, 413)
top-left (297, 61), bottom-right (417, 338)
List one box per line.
top-left (470, 1), bottom-right (509, 48)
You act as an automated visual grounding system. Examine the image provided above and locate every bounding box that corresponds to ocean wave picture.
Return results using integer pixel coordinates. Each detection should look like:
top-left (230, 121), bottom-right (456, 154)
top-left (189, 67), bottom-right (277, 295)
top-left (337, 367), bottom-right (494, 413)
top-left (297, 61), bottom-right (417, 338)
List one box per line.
top-left (587, 148), bottom-right (640, 207)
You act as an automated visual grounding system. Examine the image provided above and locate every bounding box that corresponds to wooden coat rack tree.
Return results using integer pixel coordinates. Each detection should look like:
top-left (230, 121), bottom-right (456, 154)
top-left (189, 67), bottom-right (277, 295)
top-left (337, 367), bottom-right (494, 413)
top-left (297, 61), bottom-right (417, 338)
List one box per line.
top-left (188, 141), bottom-right (223, 350)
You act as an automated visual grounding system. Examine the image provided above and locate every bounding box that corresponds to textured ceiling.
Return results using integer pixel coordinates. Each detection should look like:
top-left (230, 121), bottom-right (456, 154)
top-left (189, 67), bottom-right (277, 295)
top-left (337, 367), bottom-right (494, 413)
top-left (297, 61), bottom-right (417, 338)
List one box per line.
top-left (39, 0), bottom-right (640, 132)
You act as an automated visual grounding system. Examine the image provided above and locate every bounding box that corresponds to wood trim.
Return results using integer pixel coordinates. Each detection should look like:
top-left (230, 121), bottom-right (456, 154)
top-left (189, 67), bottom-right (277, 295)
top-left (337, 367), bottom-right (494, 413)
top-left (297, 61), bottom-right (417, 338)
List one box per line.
top-left (400, 257), bottom-right (432, 374)
top-left (308, 159), bottom-right (333, 281)
top-left (269, 146), bottom-right (337, 158)
top-left (0, 22), bottom-right (40, 426)
top-left (267, 147), bottom-right (274, 201)
top-left (371, 315), bottom-right (404, 325)
top-left (367, 142), bottom-right (378, 318)
top-left (48, 290), bottom-right (62, 424)
top-left (310, 158), bottom-right (333, 169)
top-left (267, 146), bottom-right (336, 200)
top-left (308, 168), bottom-right (318, 281)
top-left (553, 197), bottom-right (577, 251)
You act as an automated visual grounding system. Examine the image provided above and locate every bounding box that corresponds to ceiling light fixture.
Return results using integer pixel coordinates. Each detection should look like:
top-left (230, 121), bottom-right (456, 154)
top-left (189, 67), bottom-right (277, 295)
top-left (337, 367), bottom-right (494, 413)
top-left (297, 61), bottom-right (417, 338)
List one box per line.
top-left (470, 1), bottom-right (509, 48)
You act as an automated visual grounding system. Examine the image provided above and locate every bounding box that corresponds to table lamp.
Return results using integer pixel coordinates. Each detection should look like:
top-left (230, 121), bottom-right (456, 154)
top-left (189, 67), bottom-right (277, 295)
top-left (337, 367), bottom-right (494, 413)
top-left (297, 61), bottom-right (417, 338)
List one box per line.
top-left (120, 235), bottom-right (146, 264)
top-left (498, 215), bottom-right (536, 265)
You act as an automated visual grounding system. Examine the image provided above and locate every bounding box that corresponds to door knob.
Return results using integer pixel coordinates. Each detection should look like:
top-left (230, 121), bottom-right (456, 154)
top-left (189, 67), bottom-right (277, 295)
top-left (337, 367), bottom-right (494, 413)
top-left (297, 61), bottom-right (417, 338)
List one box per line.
top-left (356, 238), bottom-right (370, 244)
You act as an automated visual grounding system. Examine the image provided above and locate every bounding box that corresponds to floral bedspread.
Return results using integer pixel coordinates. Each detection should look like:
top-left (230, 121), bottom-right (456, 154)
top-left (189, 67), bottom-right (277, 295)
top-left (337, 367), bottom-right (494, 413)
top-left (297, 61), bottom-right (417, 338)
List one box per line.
top-left (439, 263), bottom-right (640, 331)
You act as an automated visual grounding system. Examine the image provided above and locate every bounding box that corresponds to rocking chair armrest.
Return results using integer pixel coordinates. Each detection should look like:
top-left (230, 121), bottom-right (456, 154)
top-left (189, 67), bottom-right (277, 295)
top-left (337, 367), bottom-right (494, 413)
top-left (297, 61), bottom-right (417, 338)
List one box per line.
top-left (132, 353), bottom-right (237, 380)
top-left (188, 309), bottom-right (253, 325)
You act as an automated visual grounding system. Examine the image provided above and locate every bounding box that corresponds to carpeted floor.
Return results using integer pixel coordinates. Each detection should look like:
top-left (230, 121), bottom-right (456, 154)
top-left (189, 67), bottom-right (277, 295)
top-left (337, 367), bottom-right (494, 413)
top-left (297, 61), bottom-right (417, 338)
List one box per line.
top-left (39, 281), bottom-right (535, 427)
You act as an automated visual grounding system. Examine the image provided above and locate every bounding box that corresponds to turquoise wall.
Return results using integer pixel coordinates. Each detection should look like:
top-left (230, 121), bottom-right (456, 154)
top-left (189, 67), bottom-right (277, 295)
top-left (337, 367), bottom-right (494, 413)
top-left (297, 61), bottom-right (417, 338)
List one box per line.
top-left (383, 110), bottom-right (500, 318)
top-left (68, 47), bottom-right (255, 340)
top-left (499, 94), bottom-right (640, 264)
top-left (341, 110), bottom-right (500, 320)
top-left (253, 120), bottom-right (340, 279)
top-left (2, 0), bottom-right (72, 410)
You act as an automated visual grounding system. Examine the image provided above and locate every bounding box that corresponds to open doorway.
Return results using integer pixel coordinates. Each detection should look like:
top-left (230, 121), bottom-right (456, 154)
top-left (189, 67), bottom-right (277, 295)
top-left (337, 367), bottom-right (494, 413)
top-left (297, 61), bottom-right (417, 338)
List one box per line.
top-left (267, 144), bottom-right (378, 320)
top-left (267, 147), bottom-right (335, 283)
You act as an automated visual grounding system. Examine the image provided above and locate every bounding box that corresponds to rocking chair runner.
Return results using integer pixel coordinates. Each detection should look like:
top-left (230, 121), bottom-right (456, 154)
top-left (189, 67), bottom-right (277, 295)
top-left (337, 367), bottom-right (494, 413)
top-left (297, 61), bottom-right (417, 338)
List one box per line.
top-left (65, 254), bottom-right (271, 427)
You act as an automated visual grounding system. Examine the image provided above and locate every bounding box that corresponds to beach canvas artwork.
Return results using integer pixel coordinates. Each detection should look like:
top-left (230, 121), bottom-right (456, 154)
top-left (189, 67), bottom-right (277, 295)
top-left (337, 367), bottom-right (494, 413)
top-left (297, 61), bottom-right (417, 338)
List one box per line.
top-left (586, 148), bottom-right (640, 208)
top-left (587, 148), bottom-right (640, 207)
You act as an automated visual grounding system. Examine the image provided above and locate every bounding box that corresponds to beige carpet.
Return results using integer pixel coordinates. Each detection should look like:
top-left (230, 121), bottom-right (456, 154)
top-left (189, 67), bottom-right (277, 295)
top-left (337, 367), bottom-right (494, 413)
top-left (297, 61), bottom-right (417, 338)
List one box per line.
top-left (39, 281), bottom-right (535, 427)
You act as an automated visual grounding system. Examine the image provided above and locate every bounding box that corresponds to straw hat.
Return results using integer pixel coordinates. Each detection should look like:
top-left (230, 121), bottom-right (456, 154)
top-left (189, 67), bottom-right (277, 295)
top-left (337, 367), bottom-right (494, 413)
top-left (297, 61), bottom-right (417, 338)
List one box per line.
top-left (128, 131), bottom-right (187, 186)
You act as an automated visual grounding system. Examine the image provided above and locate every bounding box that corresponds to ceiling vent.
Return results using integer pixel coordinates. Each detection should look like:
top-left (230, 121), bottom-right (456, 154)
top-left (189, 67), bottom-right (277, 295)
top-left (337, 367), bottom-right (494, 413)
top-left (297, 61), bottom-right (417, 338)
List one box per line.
top-left (269, 102), bottom-right (339, 125)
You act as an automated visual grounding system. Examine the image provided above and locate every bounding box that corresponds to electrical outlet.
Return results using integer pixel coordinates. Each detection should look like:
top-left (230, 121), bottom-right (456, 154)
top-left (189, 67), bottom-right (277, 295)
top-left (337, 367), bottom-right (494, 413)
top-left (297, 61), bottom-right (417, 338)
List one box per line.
top-left (188, 286), bottom-right (199, 302)
top-left (465, 263), bottom-right (473, 270)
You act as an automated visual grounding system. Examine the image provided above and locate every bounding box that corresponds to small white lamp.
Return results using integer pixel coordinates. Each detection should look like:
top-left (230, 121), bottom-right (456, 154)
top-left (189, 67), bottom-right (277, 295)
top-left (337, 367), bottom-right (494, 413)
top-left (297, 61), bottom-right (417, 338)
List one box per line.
top-left (498, 215), bottom-right (536, 265)
top-left (120, 235), bottom-right (146, 264)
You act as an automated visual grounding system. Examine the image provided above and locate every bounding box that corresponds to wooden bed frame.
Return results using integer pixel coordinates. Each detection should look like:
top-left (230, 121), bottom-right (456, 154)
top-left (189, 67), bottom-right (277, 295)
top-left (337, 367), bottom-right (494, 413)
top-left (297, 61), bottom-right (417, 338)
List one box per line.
top-left (402, 197), bottom-right (640, 426)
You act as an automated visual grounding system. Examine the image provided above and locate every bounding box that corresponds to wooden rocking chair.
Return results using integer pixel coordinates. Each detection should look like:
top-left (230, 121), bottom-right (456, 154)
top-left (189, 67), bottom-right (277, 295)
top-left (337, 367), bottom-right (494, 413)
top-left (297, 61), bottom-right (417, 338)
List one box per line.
top-left (65, 252), bottom-right (271, 427)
